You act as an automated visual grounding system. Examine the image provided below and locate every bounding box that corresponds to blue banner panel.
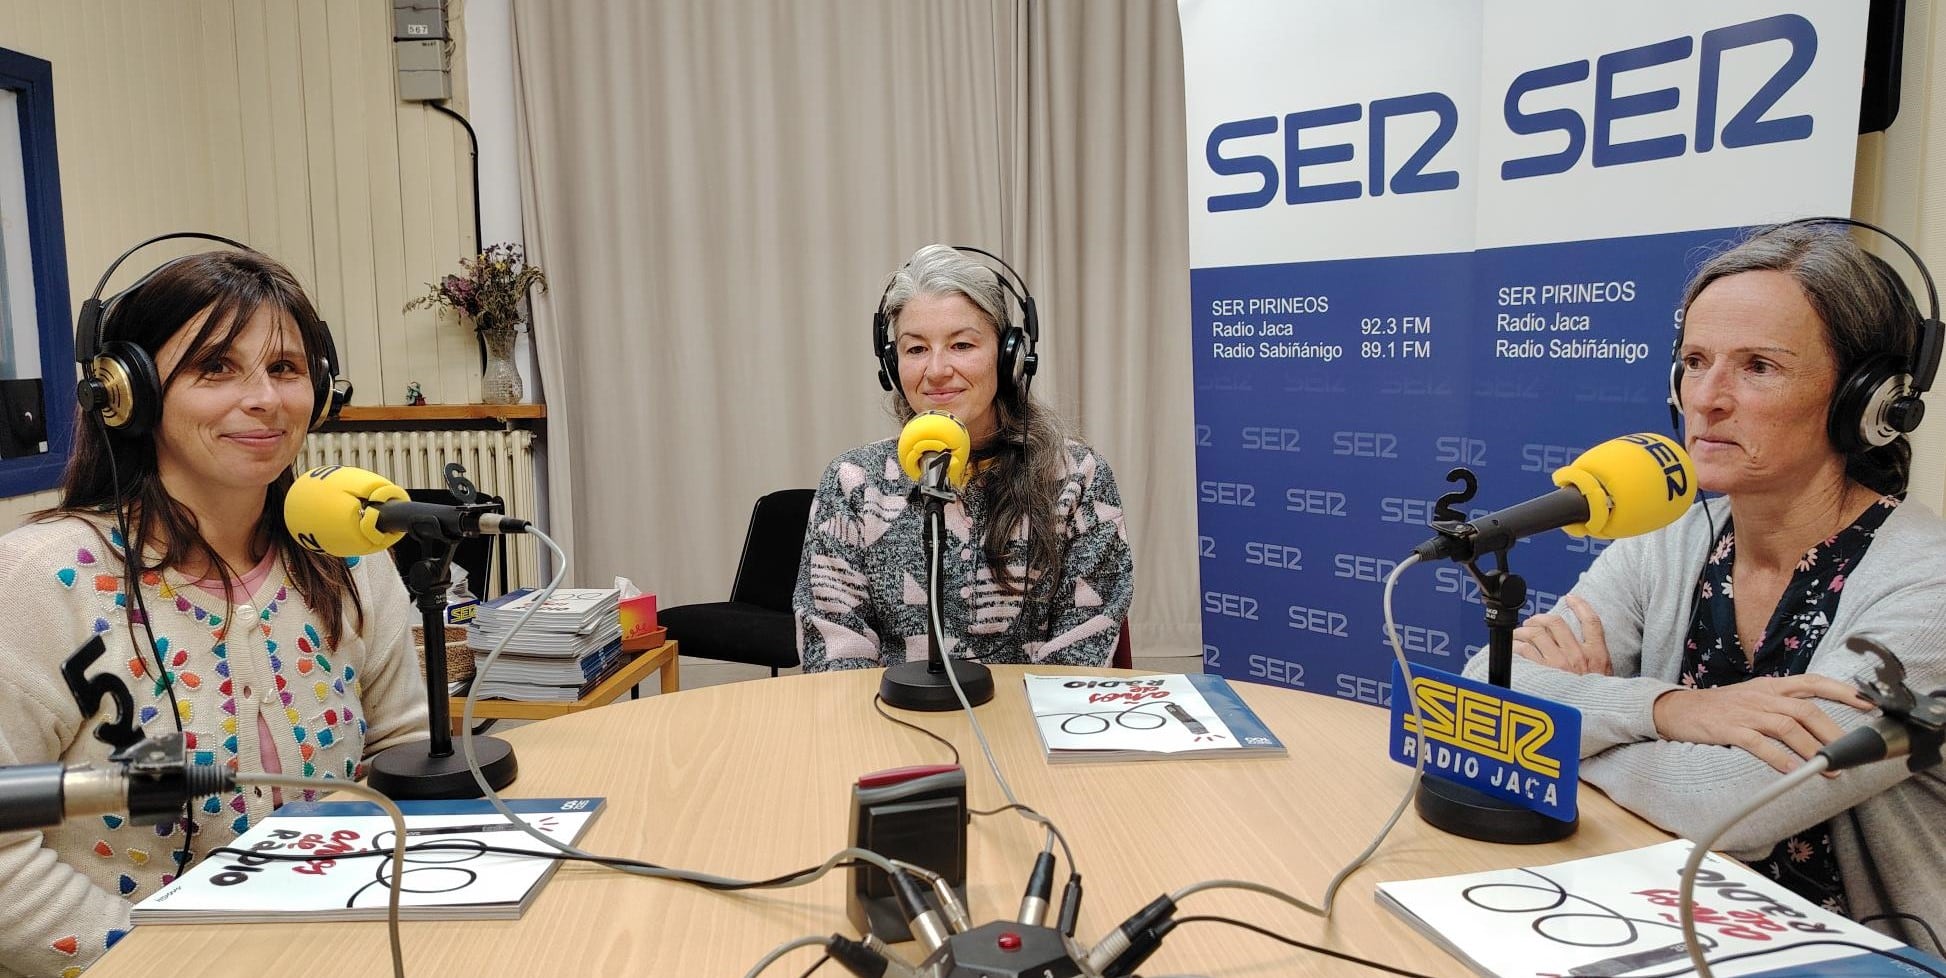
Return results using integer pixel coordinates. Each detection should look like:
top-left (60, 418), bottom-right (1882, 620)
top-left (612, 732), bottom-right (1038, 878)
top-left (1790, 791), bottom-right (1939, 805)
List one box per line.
top-left (1193, 229), bottom-right (1740, 697)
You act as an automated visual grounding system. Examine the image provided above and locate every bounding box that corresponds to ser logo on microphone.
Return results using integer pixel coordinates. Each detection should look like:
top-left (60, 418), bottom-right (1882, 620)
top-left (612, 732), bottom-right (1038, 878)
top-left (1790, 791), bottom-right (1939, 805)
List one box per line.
top-left (1617, 432), bottom-right (1691, 499)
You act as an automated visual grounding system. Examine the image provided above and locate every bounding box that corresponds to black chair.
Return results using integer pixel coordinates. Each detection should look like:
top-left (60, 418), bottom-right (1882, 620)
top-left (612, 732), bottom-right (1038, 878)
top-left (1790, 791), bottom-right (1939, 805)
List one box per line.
top-left (659, 489), bottom-right (815, 677)
top-left (389, 488), bottom-right (503, 599)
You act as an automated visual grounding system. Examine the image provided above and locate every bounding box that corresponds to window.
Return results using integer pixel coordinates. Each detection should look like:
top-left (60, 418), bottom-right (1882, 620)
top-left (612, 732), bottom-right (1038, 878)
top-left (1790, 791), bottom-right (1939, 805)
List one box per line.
top-left (0, 46), bottom-right (74, 496)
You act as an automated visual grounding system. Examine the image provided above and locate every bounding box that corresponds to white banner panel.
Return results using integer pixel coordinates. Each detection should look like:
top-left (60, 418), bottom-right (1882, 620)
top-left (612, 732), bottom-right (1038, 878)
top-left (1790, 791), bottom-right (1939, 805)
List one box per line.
top-left (1179, 1), bottom-right (1866, 700)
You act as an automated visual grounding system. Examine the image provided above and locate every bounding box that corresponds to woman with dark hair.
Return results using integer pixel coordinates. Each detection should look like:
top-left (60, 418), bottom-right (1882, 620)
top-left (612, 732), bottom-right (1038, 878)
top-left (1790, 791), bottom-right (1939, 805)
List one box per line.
top-left (0, 251), bottom-right (427, 977)
top-left (1471, 224), bottom-right (1946, 934)
top-left (795, 244), bottom-right (1134, 672)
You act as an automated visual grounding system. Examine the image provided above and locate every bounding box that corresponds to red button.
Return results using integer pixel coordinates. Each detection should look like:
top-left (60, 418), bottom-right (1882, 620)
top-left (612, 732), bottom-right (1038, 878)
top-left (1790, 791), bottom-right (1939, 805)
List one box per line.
top-left (997, 932), bottom-right (1021, 951)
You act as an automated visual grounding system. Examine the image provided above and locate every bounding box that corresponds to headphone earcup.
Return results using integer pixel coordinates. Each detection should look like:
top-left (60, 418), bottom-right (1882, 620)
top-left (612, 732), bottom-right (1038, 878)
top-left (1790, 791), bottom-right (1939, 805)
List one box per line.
top-left (1828, 354), bottom-right (1907, 454)
top-left (311, 374), bottom-right (352, 431)
top-left (997, 327), bottom-right (1023, 397)
top-left (1666, 360), bottom-right (1685, 434)
top-left (89, 340), bottom-right (163, 438)
top-left (873, 311), bottom-right (897, 392)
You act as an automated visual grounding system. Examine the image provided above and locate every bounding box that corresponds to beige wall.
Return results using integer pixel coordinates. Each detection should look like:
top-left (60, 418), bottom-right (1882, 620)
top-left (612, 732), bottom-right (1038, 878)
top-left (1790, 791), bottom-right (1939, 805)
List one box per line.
top-left (1855, 0), bottom-right (1946, 513)
top-left (0, 0), bottom-right (476, 524)
top-left (0, 0), bottom-right (1941, 524)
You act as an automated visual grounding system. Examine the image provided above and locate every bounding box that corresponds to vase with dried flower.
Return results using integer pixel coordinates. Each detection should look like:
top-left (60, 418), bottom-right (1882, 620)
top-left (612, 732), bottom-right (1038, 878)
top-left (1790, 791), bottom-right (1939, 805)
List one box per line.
top-left (404, 243), bottom-right (549, 405)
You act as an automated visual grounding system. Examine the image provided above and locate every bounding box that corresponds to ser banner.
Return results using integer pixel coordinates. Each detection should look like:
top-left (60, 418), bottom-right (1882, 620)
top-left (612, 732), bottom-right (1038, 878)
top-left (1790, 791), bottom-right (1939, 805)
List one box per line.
top-left (1179, 2), bottom-right (1867, 703)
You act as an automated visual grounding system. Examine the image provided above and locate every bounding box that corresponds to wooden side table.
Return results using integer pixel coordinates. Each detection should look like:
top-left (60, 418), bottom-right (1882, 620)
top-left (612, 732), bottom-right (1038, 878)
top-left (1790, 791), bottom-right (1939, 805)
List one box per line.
top-left (448, 638), bottom-right (680, 732)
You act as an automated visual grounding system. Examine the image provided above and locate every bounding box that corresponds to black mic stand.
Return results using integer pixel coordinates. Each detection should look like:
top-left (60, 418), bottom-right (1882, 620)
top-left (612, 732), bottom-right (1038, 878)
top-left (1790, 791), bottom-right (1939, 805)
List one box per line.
top-left (367, 497), bottom-right (518, 799)
top-left (1413, 469), bottom-right (1577, 844)
top-left (881, 454), bottom-right (994, 711)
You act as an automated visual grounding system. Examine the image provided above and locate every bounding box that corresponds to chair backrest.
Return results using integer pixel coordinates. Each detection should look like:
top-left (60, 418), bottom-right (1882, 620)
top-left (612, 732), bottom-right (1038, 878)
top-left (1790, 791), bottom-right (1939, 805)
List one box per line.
top-left (1112, 618), bottom-right (1132, 669)
top-left (728, 488), bottom-right (816, 612)
top-left (389, 488), bottom-right (501, 599)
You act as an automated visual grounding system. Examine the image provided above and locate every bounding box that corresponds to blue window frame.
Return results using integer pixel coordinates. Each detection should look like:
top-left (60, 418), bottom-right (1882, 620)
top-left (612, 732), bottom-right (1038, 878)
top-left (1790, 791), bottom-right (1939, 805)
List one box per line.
top-left (0, 47), bottom-right (74, 497)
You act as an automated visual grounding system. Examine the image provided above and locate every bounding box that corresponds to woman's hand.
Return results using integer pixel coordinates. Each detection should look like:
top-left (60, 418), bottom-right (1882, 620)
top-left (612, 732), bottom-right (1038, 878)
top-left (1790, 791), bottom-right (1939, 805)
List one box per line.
top-left (1651, 676), bottom-right (1874, 773)
top-left (1511, 595), bottom-right (1612, 675)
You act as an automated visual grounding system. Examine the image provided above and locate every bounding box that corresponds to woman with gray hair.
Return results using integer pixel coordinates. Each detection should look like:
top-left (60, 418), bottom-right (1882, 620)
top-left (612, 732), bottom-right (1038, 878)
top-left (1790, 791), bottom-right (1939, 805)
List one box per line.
top-left (1468, 221), bottom-right (1946, 936)
top-left (794, 244), bottom-right (1134, 673)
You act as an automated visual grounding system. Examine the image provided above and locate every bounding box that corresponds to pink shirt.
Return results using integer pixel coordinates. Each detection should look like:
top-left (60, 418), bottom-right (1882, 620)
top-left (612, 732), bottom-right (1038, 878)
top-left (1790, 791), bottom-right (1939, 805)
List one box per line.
top-left (191, 552), bottom-right (283, 798)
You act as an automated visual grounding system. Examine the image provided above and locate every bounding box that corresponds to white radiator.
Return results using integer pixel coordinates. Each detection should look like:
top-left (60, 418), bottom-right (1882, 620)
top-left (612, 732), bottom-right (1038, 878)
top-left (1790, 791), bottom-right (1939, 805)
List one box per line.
top-left (298, 429), bottom-right (540, 591)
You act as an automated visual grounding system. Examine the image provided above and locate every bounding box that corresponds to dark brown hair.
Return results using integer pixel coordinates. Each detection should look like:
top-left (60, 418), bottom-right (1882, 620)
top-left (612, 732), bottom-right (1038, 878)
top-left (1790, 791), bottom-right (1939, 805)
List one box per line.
top-left (45, 250), bottom-right (361, 645)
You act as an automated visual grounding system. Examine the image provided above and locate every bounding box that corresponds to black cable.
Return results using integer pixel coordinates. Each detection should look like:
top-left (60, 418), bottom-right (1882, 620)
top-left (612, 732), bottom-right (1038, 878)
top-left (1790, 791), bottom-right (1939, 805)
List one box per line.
top-left (427, 100), bottom-right (487, 373)
top-left (1861, 912), bottom-right (1946, 956)
top-left (97, 411), bottom-right (197, 874)
top-left (1169, 915), bottom-right (1436, 978)
top-left (871, 693), bottom-right (959, 766)
top-left (1625, 939), bottom-right (1946, 978)
top-left (207, 843), bottom-right (867, 893)
top-left (794, 953), bottom-right (829, 978)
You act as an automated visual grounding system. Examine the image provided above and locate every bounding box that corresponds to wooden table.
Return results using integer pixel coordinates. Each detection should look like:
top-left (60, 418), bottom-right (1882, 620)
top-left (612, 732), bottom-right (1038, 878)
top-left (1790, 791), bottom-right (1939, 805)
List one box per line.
top-left (90, 666), bottom-right (1671, 977)
top-left (446, 639), bottom-right (680, 729)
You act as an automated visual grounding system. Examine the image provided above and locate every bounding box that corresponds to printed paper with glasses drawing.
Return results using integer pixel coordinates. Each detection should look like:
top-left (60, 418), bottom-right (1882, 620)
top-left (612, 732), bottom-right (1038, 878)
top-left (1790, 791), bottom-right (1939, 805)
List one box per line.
top-left (1022, 673), bottom-right (1285, 762)
top-left (131, 797), bottom-right (605, 923)
top-left (1375, 840), bottom-right (1946, 978)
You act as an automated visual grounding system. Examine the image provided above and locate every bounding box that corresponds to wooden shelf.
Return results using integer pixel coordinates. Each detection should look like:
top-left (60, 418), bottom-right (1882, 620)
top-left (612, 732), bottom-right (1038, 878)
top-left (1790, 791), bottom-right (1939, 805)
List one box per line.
top-left (448, 640), bottom-right (680, 727)
top-left (333, 404), bottom-right (547, 422)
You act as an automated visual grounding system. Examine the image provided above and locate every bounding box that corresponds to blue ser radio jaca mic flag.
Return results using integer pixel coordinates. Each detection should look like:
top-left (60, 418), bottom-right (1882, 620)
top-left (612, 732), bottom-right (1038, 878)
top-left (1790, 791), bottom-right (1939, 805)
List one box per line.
top-left (898, 410), bottom-right (971, 488)
top-left (286, 465), bottom-right (528, 558)
top-left (1414, 433), bottom-right (1695, 561)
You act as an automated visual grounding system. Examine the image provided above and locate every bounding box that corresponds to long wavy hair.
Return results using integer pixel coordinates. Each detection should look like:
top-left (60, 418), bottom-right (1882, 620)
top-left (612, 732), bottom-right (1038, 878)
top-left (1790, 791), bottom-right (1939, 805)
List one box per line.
top-left (44, 250), bottom-right (362, 645)
top-left (1680, 224), bottom-right (1920, 495)
top-left (881, 245), bottom-right (1070, 593)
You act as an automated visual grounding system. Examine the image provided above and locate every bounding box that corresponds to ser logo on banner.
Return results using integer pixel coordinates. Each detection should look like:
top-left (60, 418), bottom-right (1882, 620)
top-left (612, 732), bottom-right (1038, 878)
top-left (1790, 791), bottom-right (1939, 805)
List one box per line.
top-left (1387, 663), bottom-right (1581, 821)
top-left (1203, 13), bottom-right (1818, 210)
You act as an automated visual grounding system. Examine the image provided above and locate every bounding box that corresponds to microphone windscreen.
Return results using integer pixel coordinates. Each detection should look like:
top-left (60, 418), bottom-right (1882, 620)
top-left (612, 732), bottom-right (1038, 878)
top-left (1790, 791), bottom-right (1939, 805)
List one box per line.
top-left (1553, 433), bottom-right (1696, 540)
top-left (285, 464), bottom-right (410, 557)
top-left (898, 410), bottom-right (971, 487)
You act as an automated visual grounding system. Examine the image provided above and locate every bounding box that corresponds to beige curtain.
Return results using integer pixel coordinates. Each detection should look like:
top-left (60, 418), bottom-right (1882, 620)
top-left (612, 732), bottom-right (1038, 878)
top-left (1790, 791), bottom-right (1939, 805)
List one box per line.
top-left (510, 0), bottom-right (1199, 664)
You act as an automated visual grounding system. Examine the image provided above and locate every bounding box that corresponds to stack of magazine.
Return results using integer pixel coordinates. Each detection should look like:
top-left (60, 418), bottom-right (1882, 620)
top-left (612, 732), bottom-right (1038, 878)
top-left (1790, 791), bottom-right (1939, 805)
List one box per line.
top-left (467, 588), bottom-right (623, 701)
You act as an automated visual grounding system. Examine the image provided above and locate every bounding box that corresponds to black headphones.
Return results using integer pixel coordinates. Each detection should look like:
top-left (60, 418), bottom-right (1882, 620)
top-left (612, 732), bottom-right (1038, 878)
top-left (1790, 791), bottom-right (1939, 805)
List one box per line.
top-left (1668, 217), bottom-right (1943, 454)
top-left (74, 232), bottom-right (352, 438)
top-left (872, 244), bottom-right (1040, 400)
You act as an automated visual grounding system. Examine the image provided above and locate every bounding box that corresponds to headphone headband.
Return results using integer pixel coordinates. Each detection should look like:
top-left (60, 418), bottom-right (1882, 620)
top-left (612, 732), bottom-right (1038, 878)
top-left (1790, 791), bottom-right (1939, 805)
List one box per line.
top-left (1754, 216), bottom-right (1941, 394)
top-left (75, 232), bottom-right (350, 436)
top-left (1668, 216), bottom-right (1941, 455)
top-left (74, 232), bottom-right (255, 365)
top-left (945, 244), bottom-right (1039, 343)
top-left (872, 245), bottom-right (1040, 398)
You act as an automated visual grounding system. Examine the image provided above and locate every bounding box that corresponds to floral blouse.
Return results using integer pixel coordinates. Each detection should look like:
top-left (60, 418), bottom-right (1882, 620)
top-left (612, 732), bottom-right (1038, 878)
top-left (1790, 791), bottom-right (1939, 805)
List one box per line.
top-left (1678, 493), bottom-right (1901, 914)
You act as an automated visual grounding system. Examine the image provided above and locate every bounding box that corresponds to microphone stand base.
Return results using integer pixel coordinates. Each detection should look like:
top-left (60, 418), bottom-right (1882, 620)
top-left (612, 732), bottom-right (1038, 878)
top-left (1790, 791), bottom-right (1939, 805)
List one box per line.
top-left (366, 736), bottom-right (518, 800)
top-left (1415, 775), bottom-right (1576, 844)
top-left (880, 659), bottom-right (994, 712)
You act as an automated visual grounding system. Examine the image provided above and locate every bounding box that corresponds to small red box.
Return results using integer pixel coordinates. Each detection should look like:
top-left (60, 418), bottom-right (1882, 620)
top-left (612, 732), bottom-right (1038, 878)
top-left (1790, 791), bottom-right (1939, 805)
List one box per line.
top-left (619, 593), bottom-right (658, 641)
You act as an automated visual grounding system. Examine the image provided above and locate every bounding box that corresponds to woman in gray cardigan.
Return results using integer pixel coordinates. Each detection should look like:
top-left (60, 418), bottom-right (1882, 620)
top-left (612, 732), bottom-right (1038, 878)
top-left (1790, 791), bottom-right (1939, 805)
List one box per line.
top-left (1469, 223), bottom-right (1946, 940)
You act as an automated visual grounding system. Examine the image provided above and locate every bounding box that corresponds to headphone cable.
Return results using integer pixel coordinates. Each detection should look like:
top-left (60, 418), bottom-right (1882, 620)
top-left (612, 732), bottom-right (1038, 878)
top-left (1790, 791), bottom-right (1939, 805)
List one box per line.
top-left (94, 410), bottom-right (198, 873)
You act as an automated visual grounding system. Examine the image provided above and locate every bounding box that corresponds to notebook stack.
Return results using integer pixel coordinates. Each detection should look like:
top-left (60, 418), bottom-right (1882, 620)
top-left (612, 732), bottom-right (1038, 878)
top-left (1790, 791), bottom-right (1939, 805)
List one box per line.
top-left (466, 588), bottom-right (624, 702)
